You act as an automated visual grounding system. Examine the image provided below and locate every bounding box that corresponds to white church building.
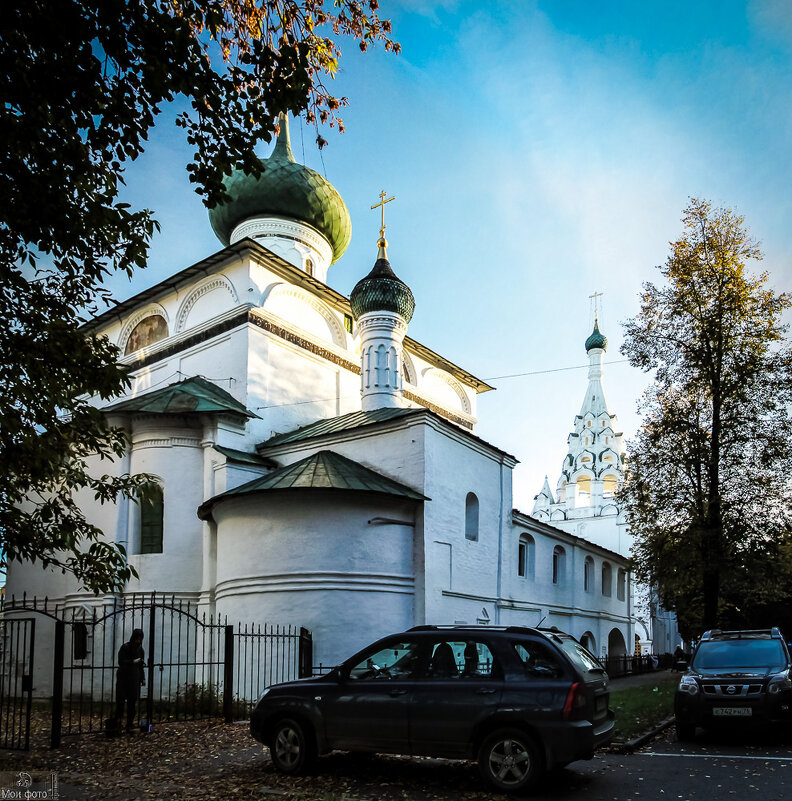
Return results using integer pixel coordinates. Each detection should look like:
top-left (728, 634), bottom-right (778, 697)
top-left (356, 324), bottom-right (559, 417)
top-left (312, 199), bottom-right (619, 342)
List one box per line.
top-left (5, 117), bottom-right (635, 673)
top-left (531, 318), bottom-right (680, 654)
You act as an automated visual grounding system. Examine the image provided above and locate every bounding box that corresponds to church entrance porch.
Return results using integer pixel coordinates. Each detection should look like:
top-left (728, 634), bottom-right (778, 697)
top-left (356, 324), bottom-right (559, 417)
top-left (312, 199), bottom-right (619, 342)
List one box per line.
top-left (0, 593), bottom-right (312, 749)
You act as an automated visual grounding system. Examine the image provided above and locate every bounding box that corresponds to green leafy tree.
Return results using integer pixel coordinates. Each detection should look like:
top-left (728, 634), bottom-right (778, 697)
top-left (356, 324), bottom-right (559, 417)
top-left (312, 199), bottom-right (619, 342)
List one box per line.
top-left (621, 199), bottom-right (792, 637)
top-left (0, 0), bottom-right (397, 593)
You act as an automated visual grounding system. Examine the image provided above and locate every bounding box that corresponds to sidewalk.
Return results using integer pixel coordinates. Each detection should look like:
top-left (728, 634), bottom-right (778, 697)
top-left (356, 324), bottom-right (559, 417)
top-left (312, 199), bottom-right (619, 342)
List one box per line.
top-left (609, 667), bottom-right (677, 689)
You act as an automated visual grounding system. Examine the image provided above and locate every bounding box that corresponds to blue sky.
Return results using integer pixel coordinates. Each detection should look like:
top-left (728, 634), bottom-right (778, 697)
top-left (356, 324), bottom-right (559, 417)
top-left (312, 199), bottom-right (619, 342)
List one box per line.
top-left (110, 0), bottom-right (792, 510)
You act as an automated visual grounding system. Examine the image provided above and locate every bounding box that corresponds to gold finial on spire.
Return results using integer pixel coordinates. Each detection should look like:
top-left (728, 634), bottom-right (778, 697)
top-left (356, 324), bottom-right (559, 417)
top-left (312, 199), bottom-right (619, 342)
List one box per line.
top-left (371, 190), bottom-right (395, 245)
top-left (589, 291), bottom-right (603, 325)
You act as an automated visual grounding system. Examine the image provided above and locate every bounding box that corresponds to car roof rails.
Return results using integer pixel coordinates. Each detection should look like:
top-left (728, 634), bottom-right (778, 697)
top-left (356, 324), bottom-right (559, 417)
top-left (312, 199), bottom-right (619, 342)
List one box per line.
top-left (407, 624), bottom-right (506, 632)
top-left (408, 624), bottom-right (556, 634)
top-left (700, 627), bottom-right (782, 640)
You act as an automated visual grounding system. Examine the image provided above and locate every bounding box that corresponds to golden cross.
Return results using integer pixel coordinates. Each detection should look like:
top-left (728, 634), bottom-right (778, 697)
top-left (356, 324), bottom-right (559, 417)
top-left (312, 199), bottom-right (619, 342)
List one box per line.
top-left (589, 291), bottom-right (603, 323)
top-left (371, 190), bottom-right (395, 239)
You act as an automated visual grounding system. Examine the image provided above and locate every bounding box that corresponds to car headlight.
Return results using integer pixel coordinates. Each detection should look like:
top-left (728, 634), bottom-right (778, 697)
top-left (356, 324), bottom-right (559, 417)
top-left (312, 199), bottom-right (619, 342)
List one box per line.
top-left (768, 674), bottom-right (792, 694)
top-left (678, 675), bottom-right (699, 695)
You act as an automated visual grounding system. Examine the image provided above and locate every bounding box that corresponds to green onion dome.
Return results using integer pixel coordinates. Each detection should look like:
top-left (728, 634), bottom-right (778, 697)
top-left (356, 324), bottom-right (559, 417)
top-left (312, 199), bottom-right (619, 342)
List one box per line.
top-left (585, 322), bottom-right (607, 352)
top-left (208, 117), bottom-right (351, 264)
top-left (350, 238), bottom-right (415, 323)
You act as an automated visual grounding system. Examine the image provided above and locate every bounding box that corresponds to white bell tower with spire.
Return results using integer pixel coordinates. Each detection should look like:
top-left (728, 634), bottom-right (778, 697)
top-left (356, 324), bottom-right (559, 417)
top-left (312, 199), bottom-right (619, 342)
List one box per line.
top-left (531, 298), bottom-right (628, 554)
top-left (532, 297), bottom-right (682, 655)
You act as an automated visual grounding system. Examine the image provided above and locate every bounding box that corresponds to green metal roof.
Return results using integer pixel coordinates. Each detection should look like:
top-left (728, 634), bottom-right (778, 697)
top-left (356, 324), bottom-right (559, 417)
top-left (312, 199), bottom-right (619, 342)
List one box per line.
top-left (197, 449), bottom-right (427, 520)
top-left (259, 407), bottom-right (420, 450)
top-left (350, 252), bottom-right (415, 322)
top-left (104, 376), bottom-right (259, 418)
top-left (213, 445), bottom-right (277, 468)
top-left (585, 322), bottom-right (608, 352)
top-left (208, 117), bottom-right (352, 264)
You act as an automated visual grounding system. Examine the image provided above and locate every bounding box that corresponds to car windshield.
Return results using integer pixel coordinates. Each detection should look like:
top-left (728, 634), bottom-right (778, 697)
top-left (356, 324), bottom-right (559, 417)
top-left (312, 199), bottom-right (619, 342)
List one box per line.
top-left (693, 639), bottom-right (787, 671)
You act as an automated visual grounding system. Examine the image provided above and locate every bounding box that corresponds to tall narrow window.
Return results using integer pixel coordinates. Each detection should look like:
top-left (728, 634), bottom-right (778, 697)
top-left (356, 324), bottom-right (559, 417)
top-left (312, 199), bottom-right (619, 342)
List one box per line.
top-left (72, 622), bottom-right (88, 660)
top-left (305, 258), bottom-right (314, 277)
top-left (617, 568), bottom-right (627, 601)
top-left (140, 484), bottom-right (164, 554)
top-left (602, 562), bottom-right (612, 596)
top-left (552, 546), bottom-right (566, 585)
top-left (465, 493), bottom-right (479, 541)
top-left (518, 534), bottom-right (535, 578)
top-left (584, 556), bottom-right (594, 592)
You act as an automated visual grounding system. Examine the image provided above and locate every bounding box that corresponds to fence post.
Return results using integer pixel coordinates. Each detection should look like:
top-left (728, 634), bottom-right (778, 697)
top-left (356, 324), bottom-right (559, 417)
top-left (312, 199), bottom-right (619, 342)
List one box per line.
top-left (146, 603), bottom-right (156, 726)
top-left (23, 619), bottom-right (36, 751)
top-left (223, 625), bottom-right (234, 723)
top-left (50, 620), bottom-right (64, 748)
top-left (299, 627), bottom-right (312, 678)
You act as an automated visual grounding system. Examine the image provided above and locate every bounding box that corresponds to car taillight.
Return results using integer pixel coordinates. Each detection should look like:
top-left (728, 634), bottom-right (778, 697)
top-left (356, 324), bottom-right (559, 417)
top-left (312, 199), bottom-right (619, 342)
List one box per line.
top-left (563, 682), bottom-right (587, 720)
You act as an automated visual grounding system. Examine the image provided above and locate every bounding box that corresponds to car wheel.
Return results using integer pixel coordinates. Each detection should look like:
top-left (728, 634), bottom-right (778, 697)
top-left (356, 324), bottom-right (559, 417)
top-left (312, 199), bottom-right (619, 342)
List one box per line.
top-left (478, 728), bottom-right (542, 792)
top-left (675, 722), bottom-right (696, 741)
top-left (270, 718), bottom-right (316, 774)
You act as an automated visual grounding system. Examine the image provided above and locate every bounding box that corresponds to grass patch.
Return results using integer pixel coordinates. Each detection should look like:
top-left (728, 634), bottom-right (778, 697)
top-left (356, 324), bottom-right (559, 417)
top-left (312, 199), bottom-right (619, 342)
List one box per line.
top-left (610, 673), bottom-right (678, 741)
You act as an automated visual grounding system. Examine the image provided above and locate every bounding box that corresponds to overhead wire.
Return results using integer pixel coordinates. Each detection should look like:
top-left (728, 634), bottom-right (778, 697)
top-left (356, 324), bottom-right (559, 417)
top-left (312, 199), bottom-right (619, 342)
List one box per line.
top-left (484, 359), bottom-right (630, 382)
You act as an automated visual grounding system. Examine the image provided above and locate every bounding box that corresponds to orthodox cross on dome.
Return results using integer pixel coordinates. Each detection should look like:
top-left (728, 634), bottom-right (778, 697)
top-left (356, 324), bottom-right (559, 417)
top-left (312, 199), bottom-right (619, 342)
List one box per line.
top-left (371, 190), bottom-right (395, 240)
top-left (589, 291), bottom-right (603, 324)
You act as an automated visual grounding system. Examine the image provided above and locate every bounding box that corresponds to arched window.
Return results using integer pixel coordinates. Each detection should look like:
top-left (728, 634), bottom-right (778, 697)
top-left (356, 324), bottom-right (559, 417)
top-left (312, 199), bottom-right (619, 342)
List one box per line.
top-left (464, 493), bottom-right (479, 541)
top-left (305, 258), bottom-right (314, 277)
top-left (577, 475), bottom-right (591, 506)
top-left (603, 475), bottom-right (618, 498)
top-left (602, 562), bottom-right (613, 596)
top-left (140, 484), bottom-right (164, 554)
top-left (617, 568), bottom-right (627, 601)
top-left (518, 534), bottom-right (535, 578)
top-left (124, 315), bottom-right (168, 355)
top-left (584, 556), bottom-right (594, 592)
top-left (552, 546), bottom-right (566, 586)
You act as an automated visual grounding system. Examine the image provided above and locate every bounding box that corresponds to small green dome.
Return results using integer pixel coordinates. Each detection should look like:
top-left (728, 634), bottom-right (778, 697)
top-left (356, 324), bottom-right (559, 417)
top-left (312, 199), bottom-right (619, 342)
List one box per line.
top-left (585, 322), bottom-right (607, 352)
top-left (350, 240), bottom-right (415, 323)
top-left (208, 117), bottom-right (351, 264)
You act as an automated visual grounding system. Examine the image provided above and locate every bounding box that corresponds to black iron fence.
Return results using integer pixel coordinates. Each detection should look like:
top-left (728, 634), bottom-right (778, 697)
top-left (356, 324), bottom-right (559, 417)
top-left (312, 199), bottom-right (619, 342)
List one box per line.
top-left (0, 617), bottom-right (35, 750)
top-left (0, 593), bottom-right (312, 749)
top-left (604, 652), bottom-right (674, 678)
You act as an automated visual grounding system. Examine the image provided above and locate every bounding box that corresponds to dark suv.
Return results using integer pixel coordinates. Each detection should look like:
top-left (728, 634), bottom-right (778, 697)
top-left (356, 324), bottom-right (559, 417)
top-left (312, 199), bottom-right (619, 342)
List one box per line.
top-left (674, 627), bottom-right (792, 740)
top-left (250, 625), bottom-right (614, 792)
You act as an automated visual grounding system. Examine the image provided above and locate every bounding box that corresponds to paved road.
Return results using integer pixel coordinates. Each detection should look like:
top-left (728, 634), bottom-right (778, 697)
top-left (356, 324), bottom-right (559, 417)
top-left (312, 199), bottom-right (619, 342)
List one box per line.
top-left (531, 727), bottom-right (792, 801)
top-left (8, 710), bottom-right (792, 800)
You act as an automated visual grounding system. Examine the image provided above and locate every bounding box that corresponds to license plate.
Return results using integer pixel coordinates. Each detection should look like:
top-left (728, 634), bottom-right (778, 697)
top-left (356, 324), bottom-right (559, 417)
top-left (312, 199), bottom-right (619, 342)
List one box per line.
top-left (713, 707), bottom-right (752, 717)
top-left (596, 698), bottom-right (607, 713)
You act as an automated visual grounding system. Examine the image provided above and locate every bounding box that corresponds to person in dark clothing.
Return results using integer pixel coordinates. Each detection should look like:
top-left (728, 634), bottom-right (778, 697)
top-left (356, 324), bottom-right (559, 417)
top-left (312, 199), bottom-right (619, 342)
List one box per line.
top-left (115, 628), bottom-right (145, 732)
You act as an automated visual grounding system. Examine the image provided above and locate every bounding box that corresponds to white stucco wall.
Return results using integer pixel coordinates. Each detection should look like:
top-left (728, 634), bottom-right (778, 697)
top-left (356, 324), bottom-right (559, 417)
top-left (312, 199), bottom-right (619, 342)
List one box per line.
top-left (212, 491), bottom-right (418, 668)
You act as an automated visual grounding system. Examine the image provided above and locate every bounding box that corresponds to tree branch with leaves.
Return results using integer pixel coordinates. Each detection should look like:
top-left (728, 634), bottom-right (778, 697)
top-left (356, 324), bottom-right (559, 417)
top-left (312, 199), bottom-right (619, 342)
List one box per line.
top-left (0, 0), bottom-right (397, 593)
top-left (620, 199), bottom-right (792, 637)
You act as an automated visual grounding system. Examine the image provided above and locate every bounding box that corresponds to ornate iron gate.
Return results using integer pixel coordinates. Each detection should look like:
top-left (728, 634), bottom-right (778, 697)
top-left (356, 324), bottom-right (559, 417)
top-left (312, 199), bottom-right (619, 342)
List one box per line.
top-left (52, 597), bottom-right (228, 745)
top-left (0, 593), bottom-right (312, 750)
top-left (0, 617), bottom-right (35, 750)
